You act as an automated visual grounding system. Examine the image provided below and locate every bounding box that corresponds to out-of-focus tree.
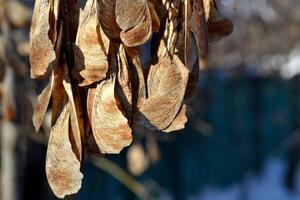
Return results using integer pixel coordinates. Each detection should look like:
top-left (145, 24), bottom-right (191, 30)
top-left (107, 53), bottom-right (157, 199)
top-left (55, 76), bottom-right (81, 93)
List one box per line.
top-left (208, 0), bottom-right (300, 73)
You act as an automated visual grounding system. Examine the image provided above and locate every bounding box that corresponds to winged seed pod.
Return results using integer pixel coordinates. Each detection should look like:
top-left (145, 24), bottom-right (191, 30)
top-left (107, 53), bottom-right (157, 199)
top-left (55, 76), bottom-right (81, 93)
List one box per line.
top-left (29, 0), bottom-right (56, 78)
top-left (75, 0), bottom-right (110, 86)
top-left (30, 0), bottom-right (233, 198)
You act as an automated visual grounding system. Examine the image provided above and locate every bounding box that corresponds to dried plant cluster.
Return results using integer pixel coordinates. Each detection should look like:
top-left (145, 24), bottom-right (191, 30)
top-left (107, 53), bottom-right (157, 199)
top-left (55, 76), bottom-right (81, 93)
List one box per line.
top-left (30, 0), bottom-right (232, 198)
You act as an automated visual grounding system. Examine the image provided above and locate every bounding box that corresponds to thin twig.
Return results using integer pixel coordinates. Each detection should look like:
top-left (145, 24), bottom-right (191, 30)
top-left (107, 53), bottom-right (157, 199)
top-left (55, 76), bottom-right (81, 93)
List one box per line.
top-left (90, 156), bottom-right (154, 200)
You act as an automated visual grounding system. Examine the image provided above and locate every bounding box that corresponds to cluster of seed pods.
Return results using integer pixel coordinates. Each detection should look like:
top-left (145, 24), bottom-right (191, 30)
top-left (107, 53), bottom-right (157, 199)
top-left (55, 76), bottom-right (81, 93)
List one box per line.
top-left (30, 0), bottom-right (233, 198)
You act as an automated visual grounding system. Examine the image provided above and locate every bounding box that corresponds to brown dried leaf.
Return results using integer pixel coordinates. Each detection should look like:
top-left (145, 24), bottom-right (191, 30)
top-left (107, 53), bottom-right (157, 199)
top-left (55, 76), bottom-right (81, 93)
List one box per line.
top-left (91, 76), bottom-right (132, 154)
top-left (115, 0), bottom-right (147, 31)
top-left (49, 0), bottom-right (60, 42)
top-left (97, 0), bottom-right (121, 41)
top-left (127, 52), bottom-right (146, 110)
top-left (51, 58), bottom-right (68, 126)
top-left (62, 70), bottom-right (82, 161)
top-left (179, 0), bottom-right (198, 69)
top-left (120, 18), bottom-right (152, 47)
top-left (32, 72), bottom-right (54, 132)
top-left (134, 55), bottom-right (189, 130)
top-left (87, 87), bottom-right (96, 123)
top-left (208, 16), bottom-right (233, 41)
top-left (46, 103), bottom-right (83, 199)
top-left (207, 5), bottom-right (233, 41)
top-left (30, 0), bottom-right (56, 78)
top-left (148, 1), bottom-right (160, 32)
top-left (162, 104), bottom-right (187, 132)
top-left (156, 0), bottom-right (180, 59)
top-left (203, 0), bottom-right (211, 21)
top-left (202, 0), bottom-right (233, 41)
top-left (116, 0), bottom-right (152, 46)
top-left (116, 45), bottom-right (132, 119)
top-left (188, 0), bottom-right (208, 57)
top-left (75, 0), bottom-right (110, 86)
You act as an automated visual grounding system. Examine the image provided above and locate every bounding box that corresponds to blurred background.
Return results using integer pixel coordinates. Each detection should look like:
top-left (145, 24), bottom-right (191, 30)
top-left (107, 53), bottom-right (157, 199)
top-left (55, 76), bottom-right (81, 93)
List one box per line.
top-left (1, 0), bottom-right (300, 199)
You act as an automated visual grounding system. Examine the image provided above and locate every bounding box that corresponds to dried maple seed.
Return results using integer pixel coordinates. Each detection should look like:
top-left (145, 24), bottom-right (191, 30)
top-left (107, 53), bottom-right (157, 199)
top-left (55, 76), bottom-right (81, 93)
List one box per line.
top-left (30, 0), bottom-right (56, 78)
top-left (29, 0), bottom-right (233, 197)
top-left (46, 103), bottom-right (83, 199)
top-left (91, 76), bottom-right (132, 154)
top-left (75, 0), bottom-right (110, 86)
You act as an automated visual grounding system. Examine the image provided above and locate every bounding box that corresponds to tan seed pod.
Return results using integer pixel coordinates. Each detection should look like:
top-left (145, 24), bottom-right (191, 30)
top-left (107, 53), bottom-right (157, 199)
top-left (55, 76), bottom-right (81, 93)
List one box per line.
top-left (203, 0), bottom-right (211, 21)
top-left (91, 76), bottom-right (132, 154)
top-left (32, 72), bottom-right (54, 132)
top-left (116, 45), bottom-right (132, 119)
top-left (97, 0), bottom-right (121, 41)
top-left (75, 0), bottom-right (110, 86)
top-left (207, 1), bottom-right (233, 42)
top-left (188, 0), bottom-right (209, 57)
top-left (30, 0), bottom-right (56, 78)
top-left (62, 70), bottom-right (83, 161)
top-left (148, 0), bottom-right (160, 33)
top-left (46, 103), bottom-right (83, 199)
top-left (162, 104), bottom-right (188, 132)
top-left (116, 0), bottom-right (152, 47)
top-left (134, 55), bottom-right (189, 130)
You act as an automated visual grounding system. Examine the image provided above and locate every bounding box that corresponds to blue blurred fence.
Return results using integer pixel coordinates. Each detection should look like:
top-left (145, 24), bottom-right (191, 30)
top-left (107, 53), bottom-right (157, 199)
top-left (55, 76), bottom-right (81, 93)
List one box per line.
top-left (77, 69), bottom-right (298, 200)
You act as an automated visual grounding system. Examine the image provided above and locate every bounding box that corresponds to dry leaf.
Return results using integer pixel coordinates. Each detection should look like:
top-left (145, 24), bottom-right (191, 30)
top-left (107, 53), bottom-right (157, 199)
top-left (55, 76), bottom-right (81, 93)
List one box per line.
top-left (91, 76), bottom-right (132, 154)
top-left (30, 0), bottom-right (56, 78)
top-left (128, 52), bottom-right (146, 109)
top-left (116, 0), bottom-right (152, 47)
top-left (32, 72), bottom-right (54, 132)
top-left (148, 1), bottom-right (160, 32)
top-left (97, 0), bottom-right (121, 41)
top-left (163, 104), bottom-right (188, 132)
top-left (46, 103), bottom-right (83, 199)
top-left (116, 45), bottom-right (132, 119)
top-left (188, 0), bottom-right (208, 57)
top-left (75, 0), bottom-right (110, 86)
top-left (62, 68), bottom-right (83, 161)
top-left (51, 61), bottom-right (67, 126)
top-left (156, 0), bottom-right (180, 59)
top-left (207, 5), bottom-right (233, 42)
top-left (208, 17), bottom-right (233, 41)
top-left (134, 55), bottom-right (189, 130)
top-left (203, 0), bottom-right (211, 21)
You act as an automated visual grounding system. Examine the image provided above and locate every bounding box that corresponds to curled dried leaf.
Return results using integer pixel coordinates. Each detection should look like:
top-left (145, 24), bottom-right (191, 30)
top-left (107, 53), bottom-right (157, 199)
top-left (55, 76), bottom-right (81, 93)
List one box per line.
top-left (115, 0), bottom-right (147, 31)
top-left (87, 87), bottom-right (96, 124)
top-left (202, 0), bottom-right (233, 41)
top-left (134, 55), bottom-right (189, 130)
top-left (127, 52), bottom-right (146, 110)
top-left (208, 17), bottom-right (233, 41)
top-left (148, 1), bottom-right (160, 32)
top-left (188, 0), bottom-right (208, 57)
top-left (203, 0), bottom-right (211, 21)
top-left (97, 0), bottom-right (121, 41)
top-left (32, 72), bottom-right (54, 132)
top-left (116, 0), bottom-right (152, 47)
top-left (46, 103), bottom-right (83, 199)
top-left (162, 104), bottom-right (187, 132)
top-left (75, 0), bottom-right (110, 86)
top-left (63, 71), bottom-right (82, 161)
top-left (30, 0), bottom-right (56, 78)
top-left (116, 45), bottom-right (132, 119)
top-left (91, 76), bottom-right (132, 154)
top-left (156, 0), bottom-right (180, 59)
